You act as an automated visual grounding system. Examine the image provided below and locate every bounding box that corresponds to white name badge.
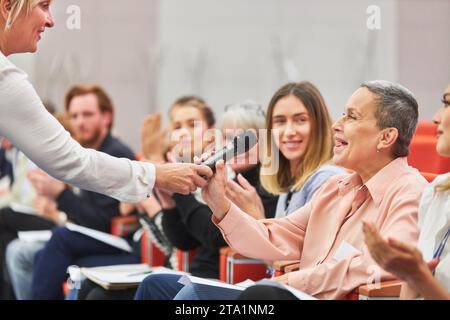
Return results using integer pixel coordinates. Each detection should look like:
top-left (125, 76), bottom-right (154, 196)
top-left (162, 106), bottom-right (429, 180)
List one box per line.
top-left (333, 240), bottom-right (362, 262)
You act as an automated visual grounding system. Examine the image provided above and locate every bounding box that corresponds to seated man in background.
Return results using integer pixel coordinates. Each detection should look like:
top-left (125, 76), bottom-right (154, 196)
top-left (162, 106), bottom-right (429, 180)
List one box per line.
top-left (6, 84), bottom-right (138, 300)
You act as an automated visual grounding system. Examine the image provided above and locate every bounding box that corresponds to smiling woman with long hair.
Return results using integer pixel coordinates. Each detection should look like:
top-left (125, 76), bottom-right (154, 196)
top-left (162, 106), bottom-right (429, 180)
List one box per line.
top-left (260, 82), bottom-right (345, 218)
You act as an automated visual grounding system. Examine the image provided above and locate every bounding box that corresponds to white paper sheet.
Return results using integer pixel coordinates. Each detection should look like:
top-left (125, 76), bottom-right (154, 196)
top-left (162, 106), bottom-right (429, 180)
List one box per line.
top-left (81, 264), bottom-right (153, 284)
top-left (333, 240), bottom-right (362, 262)
top-left (66, 222), bottom-right (132, 252)
top-left (17, 230), bottom-right (52, 242)
top-left (81, 265), bottom-right (186, 289)
top-left (178, 275), bottom-right (250, 291)
top-left (254, 278), bottom-right (318, 300)
top-left (176, 276), bottom-right (317, 300)
top-left (10, 202), bottom-right (38, 215)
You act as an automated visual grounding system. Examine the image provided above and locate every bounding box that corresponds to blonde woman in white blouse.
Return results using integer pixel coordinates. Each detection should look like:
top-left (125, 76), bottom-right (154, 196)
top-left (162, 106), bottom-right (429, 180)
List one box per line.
top-left (0, 0), bottom-right (212, 202)
top-left (364, 84), bottom-right (450, 300)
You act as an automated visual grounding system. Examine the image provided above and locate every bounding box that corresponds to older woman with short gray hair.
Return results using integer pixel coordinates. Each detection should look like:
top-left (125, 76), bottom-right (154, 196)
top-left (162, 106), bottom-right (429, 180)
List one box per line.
top-left (218, 100), bottom-right (278, 220)
top-left (361, 80), bottom-right (418, 158)
top-left (197, 80), bottom-right (428, 300)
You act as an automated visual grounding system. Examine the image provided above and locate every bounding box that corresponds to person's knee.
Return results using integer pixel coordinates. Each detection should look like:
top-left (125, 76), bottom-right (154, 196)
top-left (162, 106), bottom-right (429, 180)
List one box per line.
top-left (238, 285), bottom-right (297, 300)
top-left (5, 239), bottom-right (22, 268)
top-left (135, 274), bottom-right (166, 300)
top-left (174, 283), bottom-right (199, 300)
top-left (44, 227), bottom-right (72, 253)
top-left (6, 240), bottom-right (41, 266)
top-left (49, 227), bottom-right (70, 243)
top-left (135, 274), bottom-right (181, 300)
top-left (86, 287), bottom-right (109, 300)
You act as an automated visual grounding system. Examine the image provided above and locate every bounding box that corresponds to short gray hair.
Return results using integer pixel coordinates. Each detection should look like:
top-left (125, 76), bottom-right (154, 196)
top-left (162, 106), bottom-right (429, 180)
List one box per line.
top-left (220, 100), bottom-right (266, 132)
top-left (361, 80), bottom-right (418, 158)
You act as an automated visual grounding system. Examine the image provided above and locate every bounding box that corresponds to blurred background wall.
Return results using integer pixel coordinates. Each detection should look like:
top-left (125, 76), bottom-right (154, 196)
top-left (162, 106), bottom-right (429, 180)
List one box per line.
top-left (10, 0), bottom-right (450, 151)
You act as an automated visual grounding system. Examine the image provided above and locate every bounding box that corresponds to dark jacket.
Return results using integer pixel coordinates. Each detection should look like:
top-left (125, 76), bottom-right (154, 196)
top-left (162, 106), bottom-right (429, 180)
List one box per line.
top-left (0, 148), bottom-right (13, 184)
top-left (162, 165), bottom-right (278, 279)
top-left (56, 134), bottom-right (135, 233)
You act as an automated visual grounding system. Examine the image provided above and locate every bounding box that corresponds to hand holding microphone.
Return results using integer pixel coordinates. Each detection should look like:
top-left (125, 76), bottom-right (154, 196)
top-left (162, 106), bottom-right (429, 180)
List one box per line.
top-left (196, 130), bottom-right (258, 221)
top-left (199, 130), bottom-right (258, 171)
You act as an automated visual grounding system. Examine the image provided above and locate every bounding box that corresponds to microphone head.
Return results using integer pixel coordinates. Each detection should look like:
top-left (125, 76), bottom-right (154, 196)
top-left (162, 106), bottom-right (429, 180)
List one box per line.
top-left (232, 130), bottom-right (258, 156)
top-left (200, 130), bottom-right (258, 170)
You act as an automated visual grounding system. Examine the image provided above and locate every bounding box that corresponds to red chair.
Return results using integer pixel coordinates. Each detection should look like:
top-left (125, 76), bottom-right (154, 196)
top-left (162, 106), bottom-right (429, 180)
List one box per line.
top-left (140, 231), bottom-right (166, 267)
top-left (111, 216), bottom-right (168, 267)
top-left (110, 216), bottom-right (140, 237)
top-left (219, 247), bottom-right (270, 284)
top-left (176, 249), bottom-right (197, 272)
top-left (408, 135), bottom-right (450, 174)
top-left (421, 172), bottom-right (438, 183)
top-left (415, 121), bottom-right (436, 136)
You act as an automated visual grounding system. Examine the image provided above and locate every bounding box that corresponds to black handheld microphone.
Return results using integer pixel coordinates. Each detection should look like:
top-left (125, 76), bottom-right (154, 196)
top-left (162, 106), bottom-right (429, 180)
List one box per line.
top-left (200, 130), bottom-right (258, 171)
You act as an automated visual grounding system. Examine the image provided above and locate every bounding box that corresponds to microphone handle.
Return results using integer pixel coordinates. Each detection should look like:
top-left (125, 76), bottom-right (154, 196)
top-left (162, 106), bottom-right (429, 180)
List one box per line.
top-left (201, 146), bottom-right (236, 171)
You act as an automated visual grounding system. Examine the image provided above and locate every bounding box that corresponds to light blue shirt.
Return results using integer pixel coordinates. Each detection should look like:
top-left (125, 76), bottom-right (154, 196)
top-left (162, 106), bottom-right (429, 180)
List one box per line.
top-left (275, 164), bottom-right (345, 218)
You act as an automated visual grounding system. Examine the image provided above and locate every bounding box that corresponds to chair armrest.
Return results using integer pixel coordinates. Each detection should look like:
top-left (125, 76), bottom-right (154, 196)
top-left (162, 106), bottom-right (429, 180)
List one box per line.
top-left (358, 280), bottom-right (403, 298)
top-left (224, 248), bottom-right (252, 260)
top-left (111, 215), bottom-right (139, 236)
top-left (273, 260), bottom-right (300, 275)
top-left (220, 247), bottom-right (269, 284)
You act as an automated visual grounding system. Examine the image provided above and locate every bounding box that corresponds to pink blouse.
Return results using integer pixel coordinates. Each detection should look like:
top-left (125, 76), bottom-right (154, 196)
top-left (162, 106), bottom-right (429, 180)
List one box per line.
top-left (214, 158), bottom-right (428, 299)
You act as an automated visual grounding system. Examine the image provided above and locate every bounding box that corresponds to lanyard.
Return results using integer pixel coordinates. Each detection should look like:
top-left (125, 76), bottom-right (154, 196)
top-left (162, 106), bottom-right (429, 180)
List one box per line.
top-left (284, 191), bottom-right (294, 213)
top-left (433, 227), bottom-right (450, 260)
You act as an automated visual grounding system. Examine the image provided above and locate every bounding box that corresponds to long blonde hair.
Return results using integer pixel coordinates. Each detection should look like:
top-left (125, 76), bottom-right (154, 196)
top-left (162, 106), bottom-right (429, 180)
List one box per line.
top-left (261, 82), bottom-right (334, 194)
top-left (436, 177), bottom-right (450, 192)
top-left (3, 0), bottom-right (39, 30)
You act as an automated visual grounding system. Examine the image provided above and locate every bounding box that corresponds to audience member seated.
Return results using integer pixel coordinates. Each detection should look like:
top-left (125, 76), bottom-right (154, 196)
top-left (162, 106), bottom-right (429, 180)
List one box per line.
top-left (5, 84), bottom-right (138, 300)
top-left (140, 112), bottom-right (166, 163)
top-left (76, 195), bottom-right (176, 300)
top-left (134, 96), bottom-right (281, 300)
top-left (0, 105), bottom-right (68, 300)
top-left (213, 99), bottom-right (280, 219)
top-left (182, 80), bottom-right (428, 300)
top-left (226, 82), bottom-right (344, 222)
top-left (364, 84), bottom-right (450, 300)
top-left (77, 96), bottom-right (216, 299)
top-left (134, 82), bottom-right (345, 300)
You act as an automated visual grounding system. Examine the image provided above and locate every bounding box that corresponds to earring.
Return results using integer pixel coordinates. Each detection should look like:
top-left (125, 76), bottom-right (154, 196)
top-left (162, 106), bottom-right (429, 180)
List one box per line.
top-left (376, 149), bottom-right (380, 153)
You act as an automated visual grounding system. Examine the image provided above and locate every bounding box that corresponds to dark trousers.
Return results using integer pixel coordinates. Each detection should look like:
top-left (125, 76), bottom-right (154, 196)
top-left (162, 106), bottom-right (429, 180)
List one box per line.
top-left (134, 273), bottom-right (241, 300)
top-left (30, 226), bottom-right (140, 300)
top-left (78, 279), bottom-right (137, 300)
top-left (0, 207), bottom-right (55, 299)
top-left (134, 274), bottom-right (184, 300)
top-left (238, 285), bottom-right (299, 300)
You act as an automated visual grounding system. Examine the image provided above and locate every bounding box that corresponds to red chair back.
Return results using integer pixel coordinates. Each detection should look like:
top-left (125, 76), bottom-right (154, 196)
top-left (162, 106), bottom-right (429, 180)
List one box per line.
top-left (408, 135), bottom-right (450, 174)
top-left (176, 249), bottom-right (197, 272)
top-left (420, 172), bottom-right (438, 183)
top-left (141, 231), bottom-right (166, 266)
